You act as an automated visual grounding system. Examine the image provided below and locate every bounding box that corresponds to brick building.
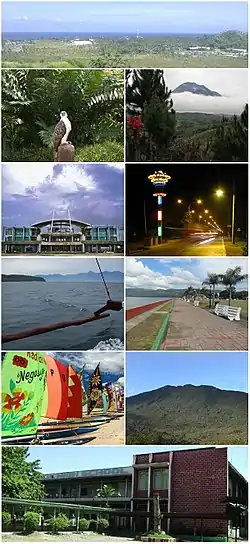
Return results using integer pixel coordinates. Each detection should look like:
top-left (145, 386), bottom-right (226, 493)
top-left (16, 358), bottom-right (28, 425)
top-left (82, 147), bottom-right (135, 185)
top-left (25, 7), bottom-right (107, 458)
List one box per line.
top-left (43, 447), bottom-right (248, 538)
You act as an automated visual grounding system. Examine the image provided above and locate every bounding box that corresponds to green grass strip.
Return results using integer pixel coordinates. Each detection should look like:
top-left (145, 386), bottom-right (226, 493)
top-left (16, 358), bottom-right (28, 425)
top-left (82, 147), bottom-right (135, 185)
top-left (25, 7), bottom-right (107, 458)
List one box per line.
top-left (151, 301), bottom-right (174, 350)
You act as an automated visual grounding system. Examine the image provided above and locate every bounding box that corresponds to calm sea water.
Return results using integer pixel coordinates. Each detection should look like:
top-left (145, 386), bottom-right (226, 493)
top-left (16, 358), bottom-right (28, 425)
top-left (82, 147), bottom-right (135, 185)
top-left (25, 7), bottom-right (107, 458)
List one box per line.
top-left (3, 32), bottom-right (205, 40)
top-left (2, 282), bottom-right (124, 351)
top-left (126, 296), bottom-right (169, 309)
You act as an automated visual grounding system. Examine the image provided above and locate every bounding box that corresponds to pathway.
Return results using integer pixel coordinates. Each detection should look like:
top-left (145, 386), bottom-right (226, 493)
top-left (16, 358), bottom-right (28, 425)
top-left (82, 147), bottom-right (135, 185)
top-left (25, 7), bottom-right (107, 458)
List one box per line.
top-left (161, 299), bottom-right (248, 351)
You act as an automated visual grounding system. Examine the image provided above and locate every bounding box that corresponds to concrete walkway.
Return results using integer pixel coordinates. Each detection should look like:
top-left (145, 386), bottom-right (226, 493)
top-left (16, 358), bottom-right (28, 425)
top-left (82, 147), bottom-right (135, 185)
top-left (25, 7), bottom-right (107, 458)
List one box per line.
top-left (161, 299), bottom-right (248, 351)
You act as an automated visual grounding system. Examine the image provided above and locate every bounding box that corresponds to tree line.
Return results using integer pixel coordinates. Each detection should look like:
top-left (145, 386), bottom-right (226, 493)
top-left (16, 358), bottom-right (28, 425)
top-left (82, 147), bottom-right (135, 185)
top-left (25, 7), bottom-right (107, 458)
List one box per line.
top-left (183, 266), bottom-right (248, 307)
top-left (126, 69), bottom-right (248, 162)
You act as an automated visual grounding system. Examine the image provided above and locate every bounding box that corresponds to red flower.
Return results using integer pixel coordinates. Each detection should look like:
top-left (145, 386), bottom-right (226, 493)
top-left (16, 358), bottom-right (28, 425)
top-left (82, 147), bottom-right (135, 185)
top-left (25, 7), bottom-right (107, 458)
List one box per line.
top-left (127, 115), bottom-right (143, 132)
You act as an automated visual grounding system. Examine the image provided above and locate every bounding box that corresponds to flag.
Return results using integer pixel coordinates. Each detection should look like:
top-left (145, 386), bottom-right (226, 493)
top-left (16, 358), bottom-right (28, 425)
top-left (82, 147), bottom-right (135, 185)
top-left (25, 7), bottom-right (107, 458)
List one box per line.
top-left (41, 355), bottom-right (68, 420)
top-left (67, 366), bottom-right (82, 419)
top-left (105, 383), bottom-right (117, 412)
top-left (2, 352), bottom-right (47, 437)
top-left (115, 383), bottom-right (123, 410)
top-left (79, 369), bottom-right (88, 407)
top-left (102, 387), bottom-right (109, 414)
top-left (87, 364), bottom-right (102, 415)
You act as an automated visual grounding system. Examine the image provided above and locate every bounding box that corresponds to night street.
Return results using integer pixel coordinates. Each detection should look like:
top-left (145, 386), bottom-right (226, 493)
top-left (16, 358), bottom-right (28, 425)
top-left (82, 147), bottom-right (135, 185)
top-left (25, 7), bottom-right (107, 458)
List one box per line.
top-left (127, 233), bottom-right (245, 256)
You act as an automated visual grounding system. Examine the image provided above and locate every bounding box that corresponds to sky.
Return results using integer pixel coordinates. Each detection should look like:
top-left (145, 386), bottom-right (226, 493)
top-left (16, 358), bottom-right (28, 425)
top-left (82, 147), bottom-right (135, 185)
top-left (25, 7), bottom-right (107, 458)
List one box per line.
top-left (126, 352), bottom-right (248, 397)
top-left (2, 163), bottom-right (124, 228)
top-left (2, 256), bottom-right (124, 275)
top-left (27, 445), bottom-right (248, 480)
top-left (50, 350), bottom-right (124, 375)
top-left (164, 69), bottom-right (248, 114)
top-left (126, 257), bottom-right (248, 290)
top-left (126, 163), bottom-right (248, 237)
top-left (2, 2), bottom-right (248, 34)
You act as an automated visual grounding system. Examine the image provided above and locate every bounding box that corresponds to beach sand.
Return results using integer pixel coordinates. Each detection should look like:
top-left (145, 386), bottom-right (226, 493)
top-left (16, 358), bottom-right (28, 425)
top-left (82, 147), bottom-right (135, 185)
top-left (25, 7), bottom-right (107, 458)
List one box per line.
top-left (92, 416), bottom-right (125, 445)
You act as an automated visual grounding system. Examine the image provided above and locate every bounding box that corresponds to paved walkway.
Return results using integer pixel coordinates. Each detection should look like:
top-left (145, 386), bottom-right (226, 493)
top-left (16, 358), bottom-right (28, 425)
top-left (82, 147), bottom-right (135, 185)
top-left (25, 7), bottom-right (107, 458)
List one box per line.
top-left (161, 299), bottom-right (248, 351)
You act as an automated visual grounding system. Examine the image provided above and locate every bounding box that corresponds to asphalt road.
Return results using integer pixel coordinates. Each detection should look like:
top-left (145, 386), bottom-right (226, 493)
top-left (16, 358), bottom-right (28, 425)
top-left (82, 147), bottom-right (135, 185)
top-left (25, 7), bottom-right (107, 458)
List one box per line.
top-left (127, 235), bottom-right (226, 257)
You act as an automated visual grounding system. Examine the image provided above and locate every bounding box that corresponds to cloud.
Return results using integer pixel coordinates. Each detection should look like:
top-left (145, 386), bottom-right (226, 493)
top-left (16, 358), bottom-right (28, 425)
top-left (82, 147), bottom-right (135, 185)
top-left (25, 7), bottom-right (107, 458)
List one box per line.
top-left (107, 163), bottom-right (124, 172)
top-left (126, 258), bottom-right (201, 290)
top-left (48, 351), bottom-right (124, 374)
top-left (15, 15), bottom-right (28, 21)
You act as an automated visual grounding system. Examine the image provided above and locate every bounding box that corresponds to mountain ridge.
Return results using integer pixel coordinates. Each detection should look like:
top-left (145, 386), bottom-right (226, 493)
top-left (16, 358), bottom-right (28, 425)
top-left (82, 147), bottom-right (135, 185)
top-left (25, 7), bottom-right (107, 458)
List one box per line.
top-left (173, 82), bottom-right (221, 97)
top-left (126, 384), bottom-right (247, 445)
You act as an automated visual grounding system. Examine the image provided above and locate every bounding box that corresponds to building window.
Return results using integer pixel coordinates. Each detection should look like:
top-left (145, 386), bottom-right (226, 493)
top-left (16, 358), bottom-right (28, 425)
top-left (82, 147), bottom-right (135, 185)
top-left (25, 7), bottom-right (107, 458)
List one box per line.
top-left (152, 469), bottom-right (168, 490)
top-left (138, 470), bottom-right (148, 491)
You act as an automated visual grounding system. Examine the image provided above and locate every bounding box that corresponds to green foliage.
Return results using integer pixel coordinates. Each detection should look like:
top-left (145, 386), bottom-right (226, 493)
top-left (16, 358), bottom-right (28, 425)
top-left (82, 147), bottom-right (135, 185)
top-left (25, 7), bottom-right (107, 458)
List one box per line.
top-left (89, 519), bottom-right (98, 532)
top-left (2, 511), bottom-right (11, 528)
top-left (3, 32), bottom-right (247, 68)
top-left (2, 446), bottom-right (44, 501)
top-left (49, 513), bottom-right (70, 533)
top-left (79, 518), bottom-right (89, 531)
top-left (126, 70), bottom-right (248, 162)
top-left (23, 511), bottom-right (40, 534)
top-left (98, 518), bottom-right (110, 532)
top-left (219, 266), bottom-right (248, 306)
top-left (126, 381), bottom-right (247, 445)
top-left (96, 484), bottom-right (121, 507)
top-left (2, 69), bottom-right (124, 161)
top-left (76, 141), bottom-right (124, 162)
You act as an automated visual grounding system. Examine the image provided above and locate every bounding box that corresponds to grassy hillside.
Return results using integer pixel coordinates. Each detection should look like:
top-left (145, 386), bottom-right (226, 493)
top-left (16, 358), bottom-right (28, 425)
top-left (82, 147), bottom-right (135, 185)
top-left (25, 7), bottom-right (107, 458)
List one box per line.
top-left (126, 384), bottom-right (248, 445)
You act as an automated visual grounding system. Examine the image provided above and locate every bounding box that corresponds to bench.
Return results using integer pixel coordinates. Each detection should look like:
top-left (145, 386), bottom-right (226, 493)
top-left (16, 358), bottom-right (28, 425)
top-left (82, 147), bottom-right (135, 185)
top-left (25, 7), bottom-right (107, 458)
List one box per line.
top-left (214, 304), bottom-right (241, 321)
top-left (193, 300), bottom-right (200, 307)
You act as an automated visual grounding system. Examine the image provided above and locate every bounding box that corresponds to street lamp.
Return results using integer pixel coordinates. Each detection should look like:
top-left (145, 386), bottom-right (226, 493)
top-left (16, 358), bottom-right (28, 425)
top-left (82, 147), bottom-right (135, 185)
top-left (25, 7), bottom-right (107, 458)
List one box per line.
top-left (177, 199), bottom-right (183, 204)
top-left (204, 209), bottom-right (209, 214)
top-left (215, 185), bottom-right (236, 244)
top-left (149, 170), bottom-right (171, 243)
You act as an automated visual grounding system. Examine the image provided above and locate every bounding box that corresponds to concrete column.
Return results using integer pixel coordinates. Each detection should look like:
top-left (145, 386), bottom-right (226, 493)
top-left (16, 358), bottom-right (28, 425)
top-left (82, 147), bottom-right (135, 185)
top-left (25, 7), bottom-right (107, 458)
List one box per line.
top-left (147, 461), bottom-right (152, 533)
top-left (125, 478), bottom-right (128, 498)
top-left (167, 452), bottom-right (173, 534)
top-left (130, 456), bottom-right (135, 531)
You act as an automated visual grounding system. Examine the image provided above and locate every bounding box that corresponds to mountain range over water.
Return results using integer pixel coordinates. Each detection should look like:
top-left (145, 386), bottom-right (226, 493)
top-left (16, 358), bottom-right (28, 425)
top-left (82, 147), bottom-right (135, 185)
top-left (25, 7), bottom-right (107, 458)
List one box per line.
top-left (2, 272), bottom-right (123, 282)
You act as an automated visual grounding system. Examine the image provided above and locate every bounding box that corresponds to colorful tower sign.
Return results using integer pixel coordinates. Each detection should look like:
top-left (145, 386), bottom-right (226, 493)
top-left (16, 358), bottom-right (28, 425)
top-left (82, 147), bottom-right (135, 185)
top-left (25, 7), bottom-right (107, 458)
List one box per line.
top-left (148, 170), bottom-right (171, 242)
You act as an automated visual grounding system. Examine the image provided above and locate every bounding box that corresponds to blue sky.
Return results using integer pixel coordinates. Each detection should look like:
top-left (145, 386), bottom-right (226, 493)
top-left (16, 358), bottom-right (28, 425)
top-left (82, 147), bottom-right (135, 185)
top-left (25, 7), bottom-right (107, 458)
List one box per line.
top-left (2, 164), bottom-right (124, 227)
top-left (2, 2), bottom-right (248, 34)
top-left (126, 257), bottom-right (248, 291)
top-left (126, 352), bottom-right (248, 397)
top-left (27, 445), bottom-right (248, 480)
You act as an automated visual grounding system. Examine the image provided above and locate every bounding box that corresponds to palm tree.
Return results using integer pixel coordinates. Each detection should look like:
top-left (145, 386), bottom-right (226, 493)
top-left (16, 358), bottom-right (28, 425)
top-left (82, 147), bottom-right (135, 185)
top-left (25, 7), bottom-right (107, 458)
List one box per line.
top-left (219, 266), bottom-right (248, 306)
top-left (202, 273), bottom-right (220, 309)
top-left (183, 286), bottom-right (197, 301)
top-left (96, 484), bottom-right (121, 507)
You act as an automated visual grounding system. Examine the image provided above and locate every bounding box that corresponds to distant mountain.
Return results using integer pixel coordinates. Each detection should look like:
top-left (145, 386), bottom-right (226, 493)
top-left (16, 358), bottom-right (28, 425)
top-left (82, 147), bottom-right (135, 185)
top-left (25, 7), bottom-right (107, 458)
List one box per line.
top-left (2, 274), bottom-right (45, 282)
top-left (126, 384), bottom-right (247, 445)
top-left (127, 287), bottom-right (185, 298)
top-left (199, 30), bottom-right (248, 50)
top-left (173, 82), bottom-right (221, 97)
top-left (39, 271), bottom-right (123, 282)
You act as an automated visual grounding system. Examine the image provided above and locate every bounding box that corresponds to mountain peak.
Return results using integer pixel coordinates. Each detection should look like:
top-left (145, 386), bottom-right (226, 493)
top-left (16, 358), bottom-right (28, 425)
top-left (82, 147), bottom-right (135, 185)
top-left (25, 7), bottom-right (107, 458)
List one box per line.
top-left (173, 82), bottom-right (222, 97)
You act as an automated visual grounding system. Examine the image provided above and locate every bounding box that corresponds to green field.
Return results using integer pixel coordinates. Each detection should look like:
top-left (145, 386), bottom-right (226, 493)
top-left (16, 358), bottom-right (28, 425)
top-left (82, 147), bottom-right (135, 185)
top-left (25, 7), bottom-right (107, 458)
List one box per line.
top-left (2, 32), bottom-right (248, 68)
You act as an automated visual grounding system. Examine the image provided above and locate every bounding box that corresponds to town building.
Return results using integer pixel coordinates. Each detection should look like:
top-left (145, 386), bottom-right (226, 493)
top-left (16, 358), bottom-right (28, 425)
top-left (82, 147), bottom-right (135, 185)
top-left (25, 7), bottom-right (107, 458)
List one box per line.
top-left (43, 447), bottom-right (248, 539)
top-left (2, 219), bottom-right (124, 254)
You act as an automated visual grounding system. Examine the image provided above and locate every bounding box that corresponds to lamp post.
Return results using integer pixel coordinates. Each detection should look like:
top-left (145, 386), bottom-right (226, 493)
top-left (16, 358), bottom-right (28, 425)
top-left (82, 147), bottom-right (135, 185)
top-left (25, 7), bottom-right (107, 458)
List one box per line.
top-left (216, 183), bottom-right (236, 244)
top-left (148, 170), bottom-right (171, 243)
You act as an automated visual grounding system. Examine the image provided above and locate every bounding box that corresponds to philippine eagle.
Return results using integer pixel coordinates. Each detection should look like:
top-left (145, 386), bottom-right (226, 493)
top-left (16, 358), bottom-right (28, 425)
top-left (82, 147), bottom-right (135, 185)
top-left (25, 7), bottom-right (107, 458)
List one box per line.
top-left (53, 111), bottom-right (72, 152)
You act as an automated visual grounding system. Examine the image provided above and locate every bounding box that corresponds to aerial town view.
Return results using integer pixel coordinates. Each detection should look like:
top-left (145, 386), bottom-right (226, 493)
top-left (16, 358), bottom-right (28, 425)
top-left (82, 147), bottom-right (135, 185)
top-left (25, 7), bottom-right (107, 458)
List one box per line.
top-left (2, 1), bottom-right (248, 68)
top-left (1, 0), bottom-right (249, 543)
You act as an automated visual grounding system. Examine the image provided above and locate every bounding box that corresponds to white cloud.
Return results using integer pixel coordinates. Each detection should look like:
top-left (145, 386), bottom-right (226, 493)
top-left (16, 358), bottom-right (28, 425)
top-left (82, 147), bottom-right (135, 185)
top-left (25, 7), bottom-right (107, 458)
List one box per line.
top-left (198, 258), bottom-right (248, 282)
top-left (165, 68), bottom-right (248, 114)
top-left (107, 163), bottom-right (124, 172)
top-left (48, 351), bottom-right (124, 374)
top-left (126, 258), bottom-right (201, 290)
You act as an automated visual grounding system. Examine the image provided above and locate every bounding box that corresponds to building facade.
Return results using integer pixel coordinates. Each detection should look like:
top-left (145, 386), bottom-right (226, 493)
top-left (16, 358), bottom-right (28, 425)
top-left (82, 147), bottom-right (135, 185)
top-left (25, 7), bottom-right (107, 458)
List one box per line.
top-left (43, 447), bottom-right (248, 538)
top-left (2, 221), bottom-right (124, 254)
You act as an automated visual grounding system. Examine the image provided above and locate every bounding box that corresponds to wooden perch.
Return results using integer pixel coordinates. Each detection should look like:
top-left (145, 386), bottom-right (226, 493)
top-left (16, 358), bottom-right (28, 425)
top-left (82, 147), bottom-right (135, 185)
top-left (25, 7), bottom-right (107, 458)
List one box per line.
top-left (56, 142), bottom-right (75, 162)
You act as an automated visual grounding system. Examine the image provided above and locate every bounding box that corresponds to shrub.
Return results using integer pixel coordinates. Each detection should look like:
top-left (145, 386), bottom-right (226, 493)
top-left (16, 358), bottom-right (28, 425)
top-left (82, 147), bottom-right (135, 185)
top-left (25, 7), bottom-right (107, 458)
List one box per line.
top-left (23, 511), bottom-right (40, 534)
top-left (76, 141), bottom-right (124, 162)
top-left (49, 513), bottom-right (70, 533)
top-left (89, 519), bottom-right (98, 532)
top-left (2, 511), bottom-right (11, 529)
top-left (79, 518), bottom-right (89, 531)
top-left (98, 518), bottom-right (110, 532)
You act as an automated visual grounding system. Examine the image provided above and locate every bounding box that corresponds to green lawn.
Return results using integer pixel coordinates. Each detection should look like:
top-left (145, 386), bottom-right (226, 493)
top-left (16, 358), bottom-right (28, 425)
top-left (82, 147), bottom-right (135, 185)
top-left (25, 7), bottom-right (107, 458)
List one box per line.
top-left (3, 141), bottom-right (124, 163)
top-left (200, 299), bottom-right (248, 319)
